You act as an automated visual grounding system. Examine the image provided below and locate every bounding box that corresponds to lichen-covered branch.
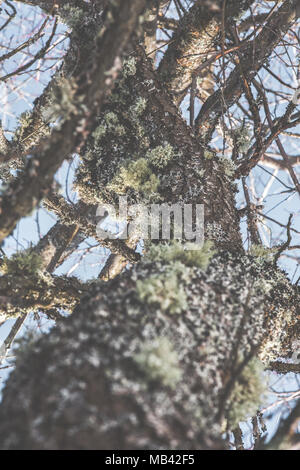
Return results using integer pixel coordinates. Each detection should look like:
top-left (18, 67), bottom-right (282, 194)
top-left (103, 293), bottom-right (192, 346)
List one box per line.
top-left (0, 249), bottom-right (87, 320)
top-left (43, 193), bottom-right (140, 263)
top-left (75, 50), bottom-right (242, 250)
top-left (0, 0), bottom-right (149, 243)
top-left (158, 0), bottom-right (253, 105)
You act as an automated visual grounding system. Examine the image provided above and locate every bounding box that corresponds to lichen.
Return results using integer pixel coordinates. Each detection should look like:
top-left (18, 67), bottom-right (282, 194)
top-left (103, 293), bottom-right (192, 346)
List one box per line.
top-left (75, 54), bottom-right (206, 210)
top-left (144, 240), bottom-right (215, 270)
top-left (204, 149), bottom-right (215, 160)
top-left (122, 56), bottom-right (137, 77)
top-left (108, 158), bottom-right (159, 195)
top-left (218, 157), bottom-right (237, 178)
top-left (93, 112), bottom-right (125, 142)
top-left (136, 241), bottom-right (215, 315)
top-left (134, 337), bottom-right (182, 388)
top-left (58, 5), bottom-right (85, 30)
top-left (249, 244), bottom-right (275, 262)
top-left (42, 77), bottom-right (86, 127)
top-left (136, 263), bottom-right (189, 315)
top-left (226, 358), bottom-right (268, 429)
top-left (13, 110), bottom-right (49, 147)
top-left (129, 97), bottom-right (147, 117)
top-left (0, 249), bottom-right (297, 449)
top-left (1, 250), bottom-right (42, 277)
top-left (147, 143), bottom-right (178, 169)
top-left (231, 125), bottom-right (251, 153)
top-left (205, 222), bottom-right (227, 243)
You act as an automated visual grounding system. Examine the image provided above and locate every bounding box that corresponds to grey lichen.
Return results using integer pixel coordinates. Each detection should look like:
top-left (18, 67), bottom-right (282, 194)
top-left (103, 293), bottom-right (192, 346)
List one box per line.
top-left (13, 110), bottom-right (49, 148)
top-left (93, 112), bottom-right (126, 142)
top-left (218, 157), bottom-right (237, 178)
top-left (249, 244), bottom-right (275, 262)
top-left (136, 241), bottom-right (215, 315)
top-left (129, 97), bottom-right (147, 117)
top-left (231, 125), bottom-right (251, 153)
top-left (204, 149), bottom-right (215, 160)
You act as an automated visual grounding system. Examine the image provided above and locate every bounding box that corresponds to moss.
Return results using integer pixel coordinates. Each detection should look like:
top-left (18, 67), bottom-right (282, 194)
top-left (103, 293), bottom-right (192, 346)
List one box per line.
top-left (1, 250), bottom-right (42, 277)
top-left (226, 358), bottom-right (268, 429)
top-left (108, 158), bottom-right (159, 195)
top-left (145, 240), bottom-right (215, 270)
top-left (134, 337), bottom-right (182, 388)
top-left (147, 143), bottom-right (178, 169)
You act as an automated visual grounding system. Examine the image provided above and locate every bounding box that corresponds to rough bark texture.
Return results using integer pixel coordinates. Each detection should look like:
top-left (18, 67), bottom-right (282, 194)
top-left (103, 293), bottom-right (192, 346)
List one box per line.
top-left (0, 249), bottom-right (298, 449)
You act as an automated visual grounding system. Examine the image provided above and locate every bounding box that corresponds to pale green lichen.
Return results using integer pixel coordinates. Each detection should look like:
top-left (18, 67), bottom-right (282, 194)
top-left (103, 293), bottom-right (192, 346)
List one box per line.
top-left (134, 337), bottom-right (182, 388)
top-left (42, 77), bottom-right (86, 126)
top-left (231, 125), bottom-right (251, 153)
top-left (1, 250), bottom-right (42, 277)
top-left (93, 112), bottom-right (125, 142)
top-left (122, 56), bottom-right (137, 77)
top-left (14, 111), bottom-right (36, 142)
top-left (249, 244), bottom-right (275, 262)
top-left (13, 110), bottom-right (49, 146)
top-left (145, 240), bottom-right (216, 270)
top-left (58, 6), bottom-right (85, 30)
top-left (218, 157), bottom-right (237, 178)
top-left (204, 149), bottom-right (215, 160)
top-left (259, 304), bottom-right (294, 363)
top-left (108, 158), bottom-right (159, 195)
top-left (136, 265), bottom-right (188, 315)
top-left (129, 97), bottom-right (147, 116)
top-left (226, 358), bottom-right (268, 429)
top-left (147, 143), bottom-right (178, 169)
